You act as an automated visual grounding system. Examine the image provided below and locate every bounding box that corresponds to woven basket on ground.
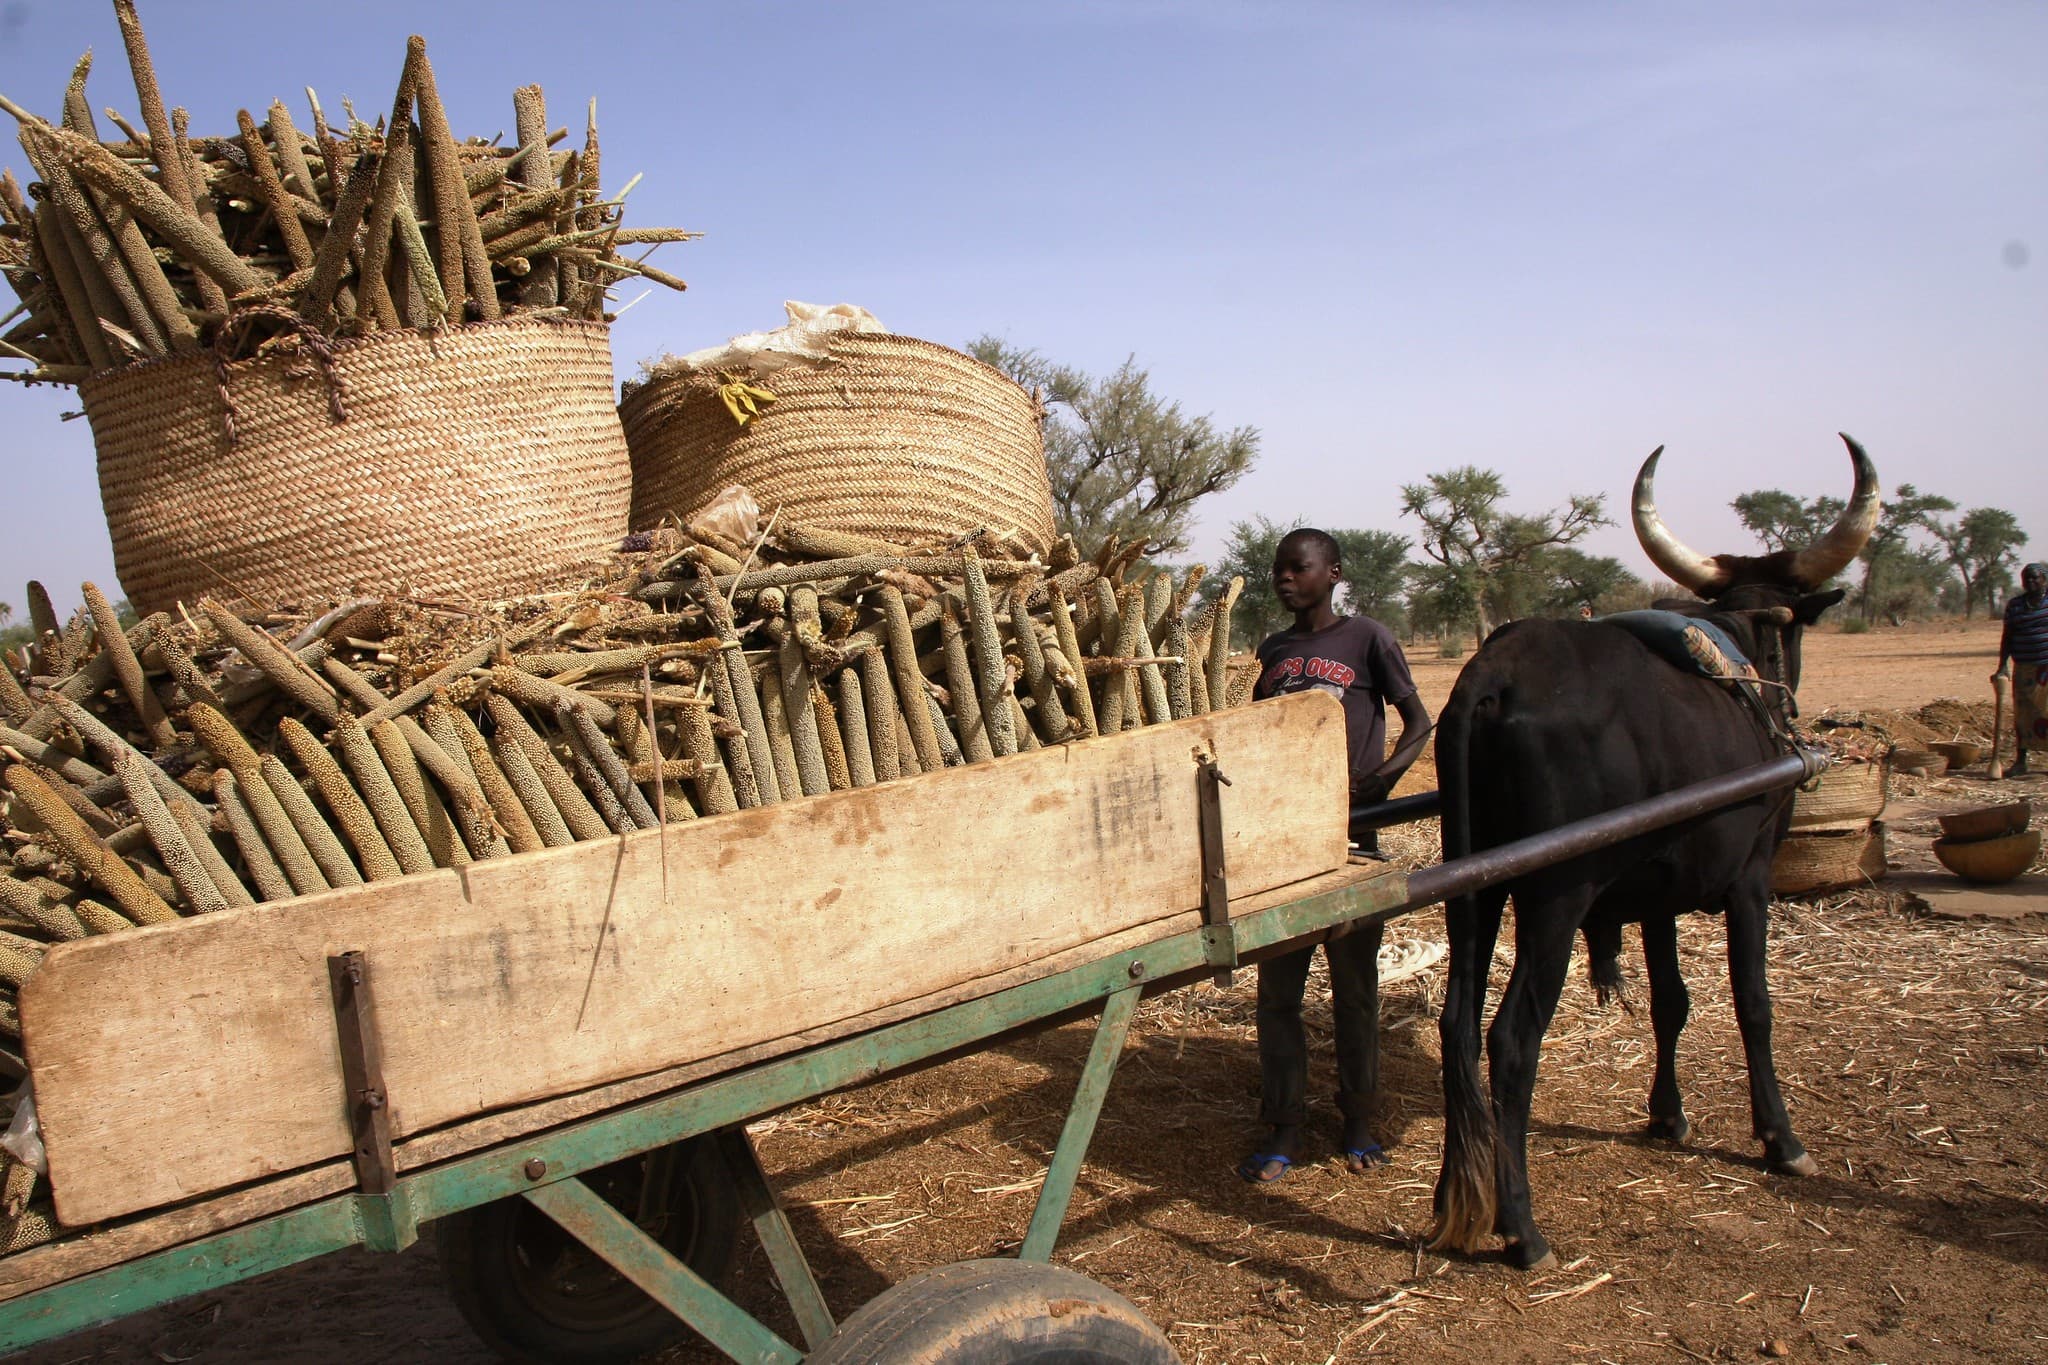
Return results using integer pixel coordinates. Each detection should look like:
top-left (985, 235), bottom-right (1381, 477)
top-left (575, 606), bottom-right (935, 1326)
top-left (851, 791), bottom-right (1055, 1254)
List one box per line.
top-left (84, 314), bottom-right (632, 616)
top-left (1788, 759), bottom-right (1889, 833)
top-left (1771, 822), bottom-right (1888, 897)
top-left (620, 333), bottom-right (1057, 557)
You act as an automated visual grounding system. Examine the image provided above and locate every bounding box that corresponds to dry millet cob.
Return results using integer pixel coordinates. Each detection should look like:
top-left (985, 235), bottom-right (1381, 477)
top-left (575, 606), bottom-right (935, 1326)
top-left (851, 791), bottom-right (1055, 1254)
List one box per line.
top-left (482, 694), bottom-right (609, 841)
top-left (835, 670), bottom-right (876, 788)
top-left (258, 755), bottom-right (362, 888)
top-left (555, 703), bottom-right (637, 834)
top-left (2, 764), bottom-right (176, 925)
top-left (188, 703), bottom-right (329, 896)
top-left (365, 717), bottom-right (468, 868)
top-left (430, 700), bottom-right (544, 855)
top-left (758, 677), bottom-right (804, 806)
top-left (277, 717), bottom-right (403, 879)
top-left (960, 547), bottom-right (1016, 758)
top-left (879, 586), bottom-right (944, 773)
top-left (330, 713), bottom-right (437, 874)
top-left (112, 748), bottom-right (224, 913)
top-left (1208, 577), bottom-right (1243, 710)
top-left (810, 683), bottom-right (852, 791)
top-left (166, 797), bottom-right (256, 908)
top-left (212, 769), bottom-right (295, 902)
top-left (488, 727), bottom-right (575, 848)
top-left (854, 648), bottom-right (903, 782)
top-left (670, 698), bottom-right (738, 815)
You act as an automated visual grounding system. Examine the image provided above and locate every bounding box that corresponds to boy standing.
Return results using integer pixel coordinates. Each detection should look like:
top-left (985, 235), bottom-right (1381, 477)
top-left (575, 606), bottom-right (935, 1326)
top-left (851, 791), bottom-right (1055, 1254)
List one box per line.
top-left (1239, 528), bottom-right (1431, 1182)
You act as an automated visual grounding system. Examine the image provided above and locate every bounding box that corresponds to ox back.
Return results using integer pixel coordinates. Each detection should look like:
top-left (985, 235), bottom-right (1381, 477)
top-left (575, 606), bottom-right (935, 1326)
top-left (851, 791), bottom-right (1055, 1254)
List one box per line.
top-left (1427, 436), bottom-right (1876, 1272)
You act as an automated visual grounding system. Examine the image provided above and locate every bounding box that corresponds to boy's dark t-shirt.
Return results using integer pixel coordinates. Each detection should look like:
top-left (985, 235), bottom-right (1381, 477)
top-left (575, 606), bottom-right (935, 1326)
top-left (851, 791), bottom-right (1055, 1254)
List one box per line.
top-left (1254, 615), bottom-right (1417, 788)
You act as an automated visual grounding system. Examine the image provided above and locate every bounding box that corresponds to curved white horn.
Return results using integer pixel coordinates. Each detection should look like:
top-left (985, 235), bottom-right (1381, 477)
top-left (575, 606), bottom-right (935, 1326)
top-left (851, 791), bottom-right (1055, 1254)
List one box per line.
top-left (1786, 434), bottom-right (1881, 589)
top-left (1631, 446), bottom-right (1730, 597)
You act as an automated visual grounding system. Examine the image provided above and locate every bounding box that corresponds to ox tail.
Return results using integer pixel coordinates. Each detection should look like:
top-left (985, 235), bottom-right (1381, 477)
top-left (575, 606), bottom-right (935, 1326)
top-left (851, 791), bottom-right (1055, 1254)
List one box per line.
top-left (1430, 682), bottom-right (1501, 1254)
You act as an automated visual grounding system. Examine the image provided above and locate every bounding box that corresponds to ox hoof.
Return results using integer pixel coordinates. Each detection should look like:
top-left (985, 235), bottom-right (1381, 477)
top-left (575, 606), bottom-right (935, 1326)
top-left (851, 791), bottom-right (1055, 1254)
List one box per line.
top-left (1644, 1116), bottom-right (1689, 1144)
top-left (1772, 1152), bottom-right (1819, 1178)
top-left (1502, 1237), bottom-right (1555, 1272)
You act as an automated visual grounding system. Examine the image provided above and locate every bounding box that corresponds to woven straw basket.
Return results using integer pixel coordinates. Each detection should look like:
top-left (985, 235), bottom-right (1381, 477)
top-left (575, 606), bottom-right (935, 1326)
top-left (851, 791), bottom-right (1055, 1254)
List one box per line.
top-left (1771, 822), bottom-right (1887, 897)
top-left (619, 333), bottom-right (1057, 557)
top-left (1788, 759), bottom-right (1888, 833)
top-left (84, 315), bottom-right (631, 615)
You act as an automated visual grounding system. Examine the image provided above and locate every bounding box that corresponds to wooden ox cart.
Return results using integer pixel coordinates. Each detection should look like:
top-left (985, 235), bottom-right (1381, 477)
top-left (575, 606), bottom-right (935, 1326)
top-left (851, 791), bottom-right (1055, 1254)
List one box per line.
top-left (0, 692), bottom-right (1817, 1362)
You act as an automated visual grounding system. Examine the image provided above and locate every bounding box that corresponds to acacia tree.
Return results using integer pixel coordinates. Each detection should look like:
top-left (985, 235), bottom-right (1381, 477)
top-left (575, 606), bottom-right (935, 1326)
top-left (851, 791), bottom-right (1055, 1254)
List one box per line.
top-left (1398, 467), bottom-right (1609, 644)
top-left (1519, 547), bottom-right (1639, 617)
top-left (1868, 547), bottom-right (1955, 624)
top-left (1209, 516), bottom-right (1410, 647)
top-left (968, 337), bottom-right (1259, 557)
top-left (1730, 489), bottom-right (1846, 553)
top-left (1404, 561), bottom-right (1481, 644)
top-left (1928, 508), bottom-right (2028, 617)
top-left (1854, 484), bottom-right (1954, 622)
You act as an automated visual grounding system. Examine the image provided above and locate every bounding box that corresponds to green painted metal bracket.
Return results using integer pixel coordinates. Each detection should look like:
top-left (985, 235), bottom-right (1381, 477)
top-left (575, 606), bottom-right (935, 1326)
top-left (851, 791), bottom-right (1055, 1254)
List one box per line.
top-left (353, 1187), bottom-right (417, 1254)
top-left (715, 1127), bottom-right (835, 1351)
top-left (524, 1175), bottom-right (802, 1365)
top-left (1019, 982), bottom-right (1142, 1262)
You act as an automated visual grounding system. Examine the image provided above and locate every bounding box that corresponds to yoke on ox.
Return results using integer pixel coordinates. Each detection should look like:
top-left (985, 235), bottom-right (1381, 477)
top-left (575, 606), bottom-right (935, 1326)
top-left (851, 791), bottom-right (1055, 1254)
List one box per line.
top-left (1429, 436), bottom-right (1879, 1271)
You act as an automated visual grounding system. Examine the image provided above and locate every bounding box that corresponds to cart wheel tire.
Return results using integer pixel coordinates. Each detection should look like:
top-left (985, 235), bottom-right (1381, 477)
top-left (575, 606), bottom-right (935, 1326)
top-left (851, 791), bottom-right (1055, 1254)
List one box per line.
top-left (436, 1135), bottom-right (741, 1365)
top-left (805, 1258), bottom-right (1181, 1365)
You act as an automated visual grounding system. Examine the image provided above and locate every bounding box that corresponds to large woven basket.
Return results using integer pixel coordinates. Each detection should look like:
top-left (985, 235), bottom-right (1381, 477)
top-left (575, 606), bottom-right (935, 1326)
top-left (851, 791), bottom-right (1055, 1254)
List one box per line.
top-left (84, 314), bottom-right (632, 615)
top-left (1788, 759), bottom-right (1889, 833)
top-left (619, 333), bottom-right (1057, 557)
top-left (1771, 822), bottom-right (1888, 897)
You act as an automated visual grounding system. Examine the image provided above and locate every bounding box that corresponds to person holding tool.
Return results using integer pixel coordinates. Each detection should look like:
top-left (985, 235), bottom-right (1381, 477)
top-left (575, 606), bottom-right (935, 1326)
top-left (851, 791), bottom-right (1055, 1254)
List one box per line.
top-left (1994, 561), bottom-right (2048, 777)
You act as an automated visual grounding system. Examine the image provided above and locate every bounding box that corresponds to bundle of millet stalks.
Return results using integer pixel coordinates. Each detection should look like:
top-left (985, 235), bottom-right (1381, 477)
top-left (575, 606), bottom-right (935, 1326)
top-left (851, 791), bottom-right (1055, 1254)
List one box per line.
top-left (0, 0), bottom-right (693, 384)
top-left (0, 521), bottom-right (1249, 1246)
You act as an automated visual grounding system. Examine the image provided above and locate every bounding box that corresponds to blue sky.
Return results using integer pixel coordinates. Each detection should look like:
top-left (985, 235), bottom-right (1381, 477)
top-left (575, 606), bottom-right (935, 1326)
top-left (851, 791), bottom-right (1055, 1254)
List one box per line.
top-left (2, 1), bottom-right (2041, 617)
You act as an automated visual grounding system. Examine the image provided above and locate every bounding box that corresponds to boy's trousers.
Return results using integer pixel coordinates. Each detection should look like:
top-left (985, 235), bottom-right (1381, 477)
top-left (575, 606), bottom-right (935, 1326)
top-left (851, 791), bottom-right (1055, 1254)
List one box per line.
top-left (1255, 916), bottom-right (1384, 1129)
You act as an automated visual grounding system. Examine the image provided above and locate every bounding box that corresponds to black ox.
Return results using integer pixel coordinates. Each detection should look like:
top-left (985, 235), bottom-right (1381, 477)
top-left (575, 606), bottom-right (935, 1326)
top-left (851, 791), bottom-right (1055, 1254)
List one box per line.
top-left (1429, 436), bottom-right (1880, 1270)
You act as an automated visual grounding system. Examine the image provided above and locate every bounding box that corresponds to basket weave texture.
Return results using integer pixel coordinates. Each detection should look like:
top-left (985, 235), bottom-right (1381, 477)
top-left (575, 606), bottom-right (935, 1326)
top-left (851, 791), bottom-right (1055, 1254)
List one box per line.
top-left (84, 315), bottom-right (631, 615)
top-left (1788, 760), bottom-right (1888, 832)
top-left (620, 333), bottom-right (1057, 557)
top-left (1771, 823), bottom-right (1887, 897)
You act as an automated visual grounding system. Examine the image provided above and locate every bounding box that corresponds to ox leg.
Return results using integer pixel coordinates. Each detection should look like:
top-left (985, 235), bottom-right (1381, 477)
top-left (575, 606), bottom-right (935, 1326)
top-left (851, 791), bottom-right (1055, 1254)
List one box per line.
top-left (1431, 886), bottom-right (1505, 1241)
top-left (1726, 896), bottom-right (1817, 1177)
top-left (1485, 894), bottom-right (1586, 1271)
top-left (1640, 914), bottom-right (1690, 1142)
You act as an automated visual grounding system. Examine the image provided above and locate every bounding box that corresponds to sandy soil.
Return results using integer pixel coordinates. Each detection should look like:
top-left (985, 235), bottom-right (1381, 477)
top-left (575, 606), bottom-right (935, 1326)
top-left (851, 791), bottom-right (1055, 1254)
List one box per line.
top-left (14, 617), bottom-right (2044, 1365)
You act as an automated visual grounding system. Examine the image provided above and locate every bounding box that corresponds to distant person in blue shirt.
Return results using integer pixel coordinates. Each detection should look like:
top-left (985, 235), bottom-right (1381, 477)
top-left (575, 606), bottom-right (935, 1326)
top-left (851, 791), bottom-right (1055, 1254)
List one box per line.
top-left (1994, 562), bottom-right (2048, 777)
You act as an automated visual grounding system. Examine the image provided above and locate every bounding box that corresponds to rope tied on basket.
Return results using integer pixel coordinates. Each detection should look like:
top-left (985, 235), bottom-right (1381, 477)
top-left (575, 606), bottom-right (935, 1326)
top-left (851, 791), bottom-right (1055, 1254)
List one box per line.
top-left (211, 304), bottom-right (349, 447)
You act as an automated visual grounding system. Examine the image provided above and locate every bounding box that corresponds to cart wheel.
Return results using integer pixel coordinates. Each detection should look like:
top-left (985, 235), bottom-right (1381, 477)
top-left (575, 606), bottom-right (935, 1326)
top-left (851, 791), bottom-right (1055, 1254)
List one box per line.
top-left (437, 1135), bottom-right (741, 1365)
top-left (805, 1258), bottom-right (1181, 1365)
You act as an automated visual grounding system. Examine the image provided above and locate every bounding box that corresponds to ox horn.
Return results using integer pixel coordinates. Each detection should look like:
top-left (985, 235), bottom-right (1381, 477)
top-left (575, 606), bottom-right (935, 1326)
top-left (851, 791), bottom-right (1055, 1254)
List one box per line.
top-left (1786, 434), bottom-right (1881, 589)
top-left (1632, 446), bottom-right (1731, 597)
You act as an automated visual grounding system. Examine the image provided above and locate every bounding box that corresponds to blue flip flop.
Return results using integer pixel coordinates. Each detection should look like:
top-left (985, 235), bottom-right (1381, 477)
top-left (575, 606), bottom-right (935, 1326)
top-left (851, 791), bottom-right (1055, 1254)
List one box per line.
top-left (1236, 1152), bottom-right (1292, 1184)
top-left (1344, 1142), bottom-right (1388, 1171)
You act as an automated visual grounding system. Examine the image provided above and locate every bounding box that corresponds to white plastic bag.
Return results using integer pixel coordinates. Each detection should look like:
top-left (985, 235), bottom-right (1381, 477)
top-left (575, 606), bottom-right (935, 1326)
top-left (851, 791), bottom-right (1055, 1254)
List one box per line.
top-left (2, 1081), bottom-right (47, 1177)
top-left (686, 485), bottom-right (761, 548)
top-left (673, 301), bottom-right (887, 381)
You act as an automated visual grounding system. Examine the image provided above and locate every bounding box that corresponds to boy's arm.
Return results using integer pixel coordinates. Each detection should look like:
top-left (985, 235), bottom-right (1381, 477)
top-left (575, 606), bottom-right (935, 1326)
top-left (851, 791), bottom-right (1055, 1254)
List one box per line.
top-left (1994, 606), bottom-right (2013, 677)
top-left (1355, 690), bottom-right (1432, 804)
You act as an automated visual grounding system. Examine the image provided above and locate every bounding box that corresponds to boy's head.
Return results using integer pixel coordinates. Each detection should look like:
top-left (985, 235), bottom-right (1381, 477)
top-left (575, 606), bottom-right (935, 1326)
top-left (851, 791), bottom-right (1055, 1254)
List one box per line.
top-left (1272, 528), bottom-right (1343, 613)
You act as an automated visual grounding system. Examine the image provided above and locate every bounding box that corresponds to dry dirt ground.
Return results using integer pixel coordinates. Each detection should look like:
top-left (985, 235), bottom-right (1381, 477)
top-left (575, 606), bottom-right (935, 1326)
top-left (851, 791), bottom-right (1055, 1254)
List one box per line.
top-left (16, 619), bottom-right (2045, 1365)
